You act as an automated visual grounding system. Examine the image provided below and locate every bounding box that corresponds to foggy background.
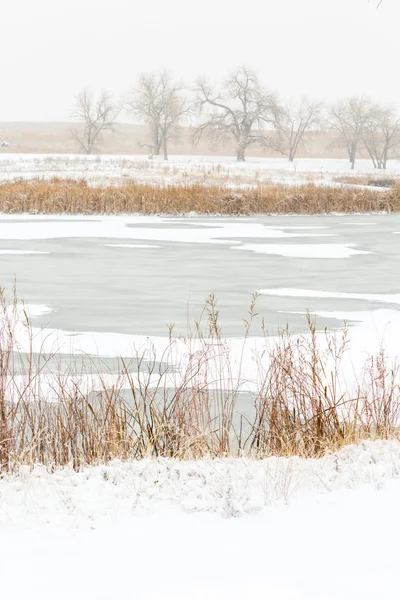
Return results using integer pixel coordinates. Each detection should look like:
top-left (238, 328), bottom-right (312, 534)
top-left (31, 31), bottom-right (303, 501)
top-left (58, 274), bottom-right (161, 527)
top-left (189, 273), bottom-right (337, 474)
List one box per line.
top-left (0, 0), bottom-right (398, 122)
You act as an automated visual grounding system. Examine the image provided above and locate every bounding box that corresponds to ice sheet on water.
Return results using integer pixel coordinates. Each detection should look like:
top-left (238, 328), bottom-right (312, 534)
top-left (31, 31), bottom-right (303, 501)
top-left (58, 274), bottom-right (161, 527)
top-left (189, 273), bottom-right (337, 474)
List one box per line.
top-left (0, 250), bottom-right (49, 255)
top-left (3, 303), bottom-right (53, 321)
top-left (104, 243), bottom-right (161, 249)
top-left (5, 304), bottom-right (399, 402)
top-left (269, 225), bottom-right (329, 229)
top-left (26, 304), bottom-right (54, 318)
top-left (0, 216), bottom-right (336, 244)
top-left (234, 243), bottom-right (370, 258)
top-left (259, 288), bottom-right (400, 304)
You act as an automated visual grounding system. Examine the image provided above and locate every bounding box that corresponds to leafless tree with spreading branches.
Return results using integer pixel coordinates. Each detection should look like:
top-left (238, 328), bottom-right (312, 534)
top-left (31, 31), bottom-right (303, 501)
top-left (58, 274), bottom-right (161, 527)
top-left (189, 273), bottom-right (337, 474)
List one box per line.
top-left (194, 66), bottom-right (277, 162)
top-left (126, 71), bottom-right (191, 160)
top-left (269, 98), bottom-right (323, 162)
top-left (362, 105), bottom-right (400, 169)
top-left (71, 90), bottom-right (119, 154)
top-left (329, 96), bottom-right (375, 169)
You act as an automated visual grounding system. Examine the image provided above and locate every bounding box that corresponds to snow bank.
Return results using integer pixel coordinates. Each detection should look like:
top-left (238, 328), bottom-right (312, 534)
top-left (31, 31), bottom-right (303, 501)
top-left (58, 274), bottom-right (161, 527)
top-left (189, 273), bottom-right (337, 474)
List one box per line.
top-left (1, 442), bottom-right (400, 600)
top-left (1, 440), bottom-right (399, 528)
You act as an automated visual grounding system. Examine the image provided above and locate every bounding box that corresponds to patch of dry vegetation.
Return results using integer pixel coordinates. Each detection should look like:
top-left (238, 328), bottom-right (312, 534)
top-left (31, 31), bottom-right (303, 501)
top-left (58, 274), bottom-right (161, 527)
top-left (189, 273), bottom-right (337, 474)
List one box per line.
top-left (0, 178), bottom-right (399, 214)
top-left (1, 289), bottom-right (399, 471)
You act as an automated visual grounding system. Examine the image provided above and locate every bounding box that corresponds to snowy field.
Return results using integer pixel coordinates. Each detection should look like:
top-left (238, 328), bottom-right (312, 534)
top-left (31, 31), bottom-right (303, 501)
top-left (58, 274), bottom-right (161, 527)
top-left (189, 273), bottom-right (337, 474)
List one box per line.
top-left (0, 153), bottom-right (399, 187)
top-left (2, 441), bottom-right (400, 599)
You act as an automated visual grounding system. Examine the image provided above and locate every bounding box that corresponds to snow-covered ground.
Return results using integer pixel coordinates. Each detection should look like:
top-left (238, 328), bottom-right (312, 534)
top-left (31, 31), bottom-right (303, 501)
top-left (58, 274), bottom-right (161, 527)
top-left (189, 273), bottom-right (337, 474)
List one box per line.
top-left (0, 153), bottom-right (399, 187)
top-left (1, 440), bottom-right (400, 599)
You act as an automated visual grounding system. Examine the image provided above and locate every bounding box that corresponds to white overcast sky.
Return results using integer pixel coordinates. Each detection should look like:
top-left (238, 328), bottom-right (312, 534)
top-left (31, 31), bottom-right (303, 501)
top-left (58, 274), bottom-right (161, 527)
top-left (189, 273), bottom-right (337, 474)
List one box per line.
top-left (1, 0), bottom-right (399, 121)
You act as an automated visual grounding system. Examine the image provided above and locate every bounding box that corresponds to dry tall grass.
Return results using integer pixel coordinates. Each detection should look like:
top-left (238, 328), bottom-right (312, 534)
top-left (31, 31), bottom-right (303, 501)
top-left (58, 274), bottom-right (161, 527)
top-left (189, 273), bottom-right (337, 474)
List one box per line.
top-left (0, 178), bottom-right (399, 214)
top-left (1, 287), bottom-right (399, 472)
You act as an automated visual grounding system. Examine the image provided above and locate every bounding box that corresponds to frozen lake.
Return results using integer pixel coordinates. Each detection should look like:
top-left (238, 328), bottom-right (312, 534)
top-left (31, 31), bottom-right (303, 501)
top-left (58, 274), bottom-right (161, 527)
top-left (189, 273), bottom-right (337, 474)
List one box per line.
top-left (1, 213), bottom-right (399, 342)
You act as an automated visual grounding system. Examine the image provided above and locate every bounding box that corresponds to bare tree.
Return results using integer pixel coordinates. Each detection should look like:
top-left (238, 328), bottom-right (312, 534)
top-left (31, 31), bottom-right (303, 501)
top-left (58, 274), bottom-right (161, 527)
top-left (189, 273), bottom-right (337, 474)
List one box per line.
top-left (71, 90), bottom-right (119, 154)
top-left (126, 71), bottom-right (190, 160)
top-left (269, 98), bottom-right (323, 162)
top-left (194, 66), bottom-right (277, 162)
top-left (362, 105), bottom-right (400, 169)
top-left (329, 96), bottom-right (374, 169)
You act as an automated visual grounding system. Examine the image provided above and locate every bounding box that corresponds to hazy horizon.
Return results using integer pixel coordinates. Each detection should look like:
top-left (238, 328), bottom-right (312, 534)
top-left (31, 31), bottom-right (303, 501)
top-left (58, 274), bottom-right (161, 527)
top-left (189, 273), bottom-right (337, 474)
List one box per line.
top-left (1, 0), bottom-right (399, 122)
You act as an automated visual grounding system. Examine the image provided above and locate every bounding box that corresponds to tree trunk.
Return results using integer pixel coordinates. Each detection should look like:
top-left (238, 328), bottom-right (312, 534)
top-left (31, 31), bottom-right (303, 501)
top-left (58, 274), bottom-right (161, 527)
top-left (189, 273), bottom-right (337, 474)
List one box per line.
top-left (288, 149), bottom-right (295, 162)
top-left (152, 128), bottom-right (161, 156)
top-left (349, 146), bottom-right (356, 170)
top-left (163, 137), bottom-right (168, 161)
top-left (236, 145), bottom-right (246, 162)
top-left (366, 148), bottom-right (378, 169)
